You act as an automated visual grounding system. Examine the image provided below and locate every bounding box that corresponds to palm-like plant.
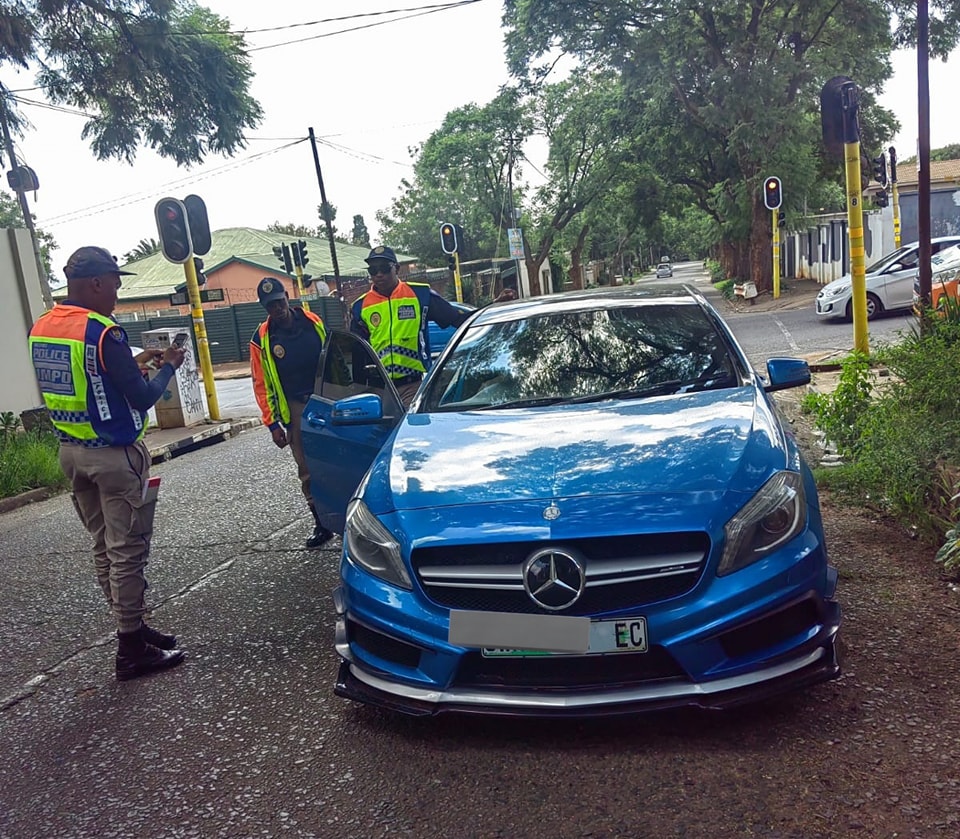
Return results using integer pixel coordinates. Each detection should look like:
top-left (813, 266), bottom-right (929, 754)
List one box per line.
top-left (124, 238), bottom-right (161, 262)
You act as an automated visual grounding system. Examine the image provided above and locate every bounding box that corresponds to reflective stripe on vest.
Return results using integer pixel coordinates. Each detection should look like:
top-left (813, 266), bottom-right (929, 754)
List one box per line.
top-left (29, 305), bottom-right (145, 445)
top-left (255, 309), bottom-right (327, 426)
top-left (360, 283), bottom-right (426, 379)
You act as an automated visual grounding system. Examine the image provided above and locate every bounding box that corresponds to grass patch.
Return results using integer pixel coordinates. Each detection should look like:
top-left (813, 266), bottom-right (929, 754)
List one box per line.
top-left (0, 429), bottom-right (67, 500)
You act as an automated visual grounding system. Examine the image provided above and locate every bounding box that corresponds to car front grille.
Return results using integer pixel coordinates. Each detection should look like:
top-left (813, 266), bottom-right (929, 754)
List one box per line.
top-left (412, 533), bottom-right (709, 616)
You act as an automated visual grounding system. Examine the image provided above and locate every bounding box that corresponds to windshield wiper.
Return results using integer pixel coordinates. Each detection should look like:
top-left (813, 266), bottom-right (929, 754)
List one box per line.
top-left (564, 380), bottom-right (683, 405)
top-left (472, 396), bottom-right (570, 411)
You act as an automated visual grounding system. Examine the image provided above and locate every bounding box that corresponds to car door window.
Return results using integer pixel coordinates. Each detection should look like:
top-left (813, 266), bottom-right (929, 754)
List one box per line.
top-left (314, 330), bottom-right (392, 404)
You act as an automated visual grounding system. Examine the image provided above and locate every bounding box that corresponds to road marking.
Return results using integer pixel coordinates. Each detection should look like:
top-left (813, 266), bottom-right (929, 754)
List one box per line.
top-left (772, 316), bottom-right (802, 353)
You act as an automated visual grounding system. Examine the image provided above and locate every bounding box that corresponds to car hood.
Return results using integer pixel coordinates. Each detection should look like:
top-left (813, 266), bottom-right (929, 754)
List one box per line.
top-left (361, 387), bottom-right (791, 513)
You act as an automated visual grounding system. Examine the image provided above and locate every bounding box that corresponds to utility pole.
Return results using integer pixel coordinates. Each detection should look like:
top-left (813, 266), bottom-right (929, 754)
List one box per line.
top-left (506, 136), bottom-right (522, 296)
top-left (0, 86), bottom-right (52, 309)
top-left (308, 128), bottom-right (343, 311)
top-left (916, 0), bottom-right (932, 323)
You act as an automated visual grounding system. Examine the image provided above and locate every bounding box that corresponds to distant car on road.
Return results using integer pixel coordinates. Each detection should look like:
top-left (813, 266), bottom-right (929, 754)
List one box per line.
top-left (302, 283), bottom-right (840, 718)
top-left (655, 262), bottom-right (673, 278)
top-left (816, 236), bottom-right (960, 321)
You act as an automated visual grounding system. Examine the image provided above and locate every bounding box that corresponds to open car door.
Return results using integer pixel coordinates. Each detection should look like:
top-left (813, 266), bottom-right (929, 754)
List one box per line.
top-left (300, 331), bottom-right (404, 533)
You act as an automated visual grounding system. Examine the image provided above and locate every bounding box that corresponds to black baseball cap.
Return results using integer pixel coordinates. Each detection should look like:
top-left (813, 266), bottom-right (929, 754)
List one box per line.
top-left (364, 245), bottom-right (398, 264)
top-left (63, 246), bottom-right (135, 280)
top-left (257, 277), bottom-right (288, 307)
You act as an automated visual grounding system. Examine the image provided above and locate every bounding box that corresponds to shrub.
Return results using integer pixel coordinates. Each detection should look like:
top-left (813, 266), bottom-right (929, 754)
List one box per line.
top-left (0, 426), bottom-right (66, 500)
top-left (801, 351), bottom-right (873, 459)
top-left (713, 279), bottom-right (736, 299)
top-left (704, 258), bottom-right (725, 283)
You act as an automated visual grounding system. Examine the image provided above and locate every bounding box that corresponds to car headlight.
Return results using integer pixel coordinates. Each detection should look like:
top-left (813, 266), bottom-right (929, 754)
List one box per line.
top-left (826, 283), bottom-right (850, 297)
top-left (718, 472), bottom-right (807, 576)
top-left (344, 499), bottom-right (412, 589)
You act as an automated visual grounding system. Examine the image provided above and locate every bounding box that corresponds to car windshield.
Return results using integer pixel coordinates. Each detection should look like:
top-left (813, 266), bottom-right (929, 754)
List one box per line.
top-left (421, 301), bottom-right (742, 412)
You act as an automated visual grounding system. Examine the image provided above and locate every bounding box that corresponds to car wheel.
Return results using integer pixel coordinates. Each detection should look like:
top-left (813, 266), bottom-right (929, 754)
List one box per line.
top-left (844, 295), bottom-right (883, 321)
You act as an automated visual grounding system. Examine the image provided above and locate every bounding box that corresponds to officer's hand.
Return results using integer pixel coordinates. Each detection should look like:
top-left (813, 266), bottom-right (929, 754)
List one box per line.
top-left (271, 426), bottom-right (288, 449)
top-left (134, 349), bottom-right (163, 372)
top-left (162, 346), bottom-right (187, 369)
top-left (494, 288), bottom-right (517, 302)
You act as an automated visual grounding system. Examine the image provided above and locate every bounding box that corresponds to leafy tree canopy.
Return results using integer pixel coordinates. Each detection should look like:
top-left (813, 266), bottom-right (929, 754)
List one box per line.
top-left (900, 143), bottom-right (960, 165)
top-left (1, 1), bottom-right (262, 165)
top-left (123, 237), bottom-right (160, 262)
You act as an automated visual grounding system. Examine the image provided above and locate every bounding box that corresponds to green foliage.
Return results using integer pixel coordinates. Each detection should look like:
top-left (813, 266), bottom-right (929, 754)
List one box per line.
top-left (713, 279), bottom-right (736, 299)
top-left (123, 238), bottom-right (160, 262)
top-left (0, 188), bottom-right (56, 277)
top-left (705, 258), bottom-right (726, 283)
top-left (5, 3), bottom-right (262, 166)
top-left (0, 424), bottom-right (66, 500)
top-left (801, 352), bottom-right (873, 458)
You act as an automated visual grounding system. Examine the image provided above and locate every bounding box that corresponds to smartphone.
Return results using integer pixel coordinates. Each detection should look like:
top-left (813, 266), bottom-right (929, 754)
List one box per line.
top-left (173, 332), bottom-right (190, 348)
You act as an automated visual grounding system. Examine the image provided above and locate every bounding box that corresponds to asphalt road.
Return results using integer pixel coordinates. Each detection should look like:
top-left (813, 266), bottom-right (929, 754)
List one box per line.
top-left (0, 277), bottom-right (936, 838)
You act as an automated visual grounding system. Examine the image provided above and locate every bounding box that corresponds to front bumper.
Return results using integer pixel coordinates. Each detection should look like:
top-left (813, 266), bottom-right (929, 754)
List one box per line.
top-left (815, 295), bottom-right (846, 317)
top-left (334, 610), bottom-right (840, 717)
top-left (333, 595), bottom-right (842, 718)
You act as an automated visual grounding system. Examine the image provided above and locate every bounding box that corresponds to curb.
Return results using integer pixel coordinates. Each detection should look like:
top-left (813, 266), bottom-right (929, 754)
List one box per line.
top-left (0, 485), bottom-right (61, 515)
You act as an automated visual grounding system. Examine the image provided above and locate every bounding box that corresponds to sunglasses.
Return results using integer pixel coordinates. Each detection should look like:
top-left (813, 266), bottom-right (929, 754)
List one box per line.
top-left (367, 262), bottom-right (394, 276)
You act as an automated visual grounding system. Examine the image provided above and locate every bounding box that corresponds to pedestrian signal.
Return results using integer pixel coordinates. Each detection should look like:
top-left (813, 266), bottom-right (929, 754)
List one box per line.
top-left (155, 198), bottom-right (193, 264)
top-left (762, 177), bottom-right (783, 211)
top-left (440, 222), bottom-right (458, 255)
top-left (777, 210), bottom-right (786, 227)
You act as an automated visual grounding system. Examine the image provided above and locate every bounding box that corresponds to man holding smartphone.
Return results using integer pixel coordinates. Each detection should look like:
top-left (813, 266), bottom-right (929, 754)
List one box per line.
top-left (29, 246), bottom-right (188, 681)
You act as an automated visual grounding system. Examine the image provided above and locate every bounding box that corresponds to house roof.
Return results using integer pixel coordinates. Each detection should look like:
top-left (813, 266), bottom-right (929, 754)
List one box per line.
top-left (53, 228), bottom-right (416, 301)
top-left (869, 158), bottom-right (960, 190)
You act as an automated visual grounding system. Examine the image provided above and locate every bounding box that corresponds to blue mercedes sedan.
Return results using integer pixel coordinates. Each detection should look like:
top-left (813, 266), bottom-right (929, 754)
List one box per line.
top-left (301, 285), bottom-right (841, 717)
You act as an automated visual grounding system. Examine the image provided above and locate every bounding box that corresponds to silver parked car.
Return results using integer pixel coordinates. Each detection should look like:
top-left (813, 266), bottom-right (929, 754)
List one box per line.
top-left (655, 262), bottom-right (673, 279)
top-left (815, 236), bottom-right (960, 321)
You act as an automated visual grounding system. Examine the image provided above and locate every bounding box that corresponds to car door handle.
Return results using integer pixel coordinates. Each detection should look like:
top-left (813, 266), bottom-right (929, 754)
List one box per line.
top-left (305, 413), bottom-right (326, 427)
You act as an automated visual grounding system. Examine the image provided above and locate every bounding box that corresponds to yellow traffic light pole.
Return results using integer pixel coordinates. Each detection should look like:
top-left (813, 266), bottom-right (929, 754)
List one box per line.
top-left (293, 262), bottom-right (310, 313)
top-left (844, 141), bottom-right (869, 355)
top-left (453, 252), bottom-right (463, 303)
top-left (772, 210), bottom-right (781, 299)
top-left (182, 256), bottom-right (221, 421)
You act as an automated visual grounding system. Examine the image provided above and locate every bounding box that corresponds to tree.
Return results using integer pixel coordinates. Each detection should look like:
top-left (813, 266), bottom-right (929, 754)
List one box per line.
top-left (350, 215), bottom-right (370, 248)
top-left (900, 143), bottom-right (960, 165)
top-left (0, 188), bottom-right (56, 280)
top-left (123, 238), bottom-right (161, 262)
top-left (317, 202), bottom-right (338, 240)
top-left (503, 0), bottom-right (917, 290)
top-left (2, 2), bottom-right (262, 166)
top-left (267, 222), bottom-right (320, 238)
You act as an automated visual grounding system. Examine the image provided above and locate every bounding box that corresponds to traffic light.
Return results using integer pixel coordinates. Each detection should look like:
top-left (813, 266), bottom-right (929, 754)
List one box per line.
top-left (292, 239), bottom-right (309, 269)
top-left (272, 243), bottom-right (293, 273)
top-left (872, 154), bottom-right (888, 186)
top-left (440, 222), bottom-right (458, 254)
top-left (875, 190), bottom-right (889, 208)
top-left (184, 194), bottom-right (211, 255)
top-left (762, 176), bottom-right (782, 210)
top-left (777, 210), bottom-right (786, 227)
top-left (447, 255), bottom-right (456, 272)
top-left (302, 274), bottom-right (313, 288)
top-left (154, 198), bottom-right (193, 264)
top-left (888, 146), bottom-right (898, 183)
top-left (193, 257), bottom-right (207, 286)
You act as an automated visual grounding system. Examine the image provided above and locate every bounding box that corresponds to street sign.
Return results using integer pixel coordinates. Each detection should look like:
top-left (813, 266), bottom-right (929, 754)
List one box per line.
top-left (168, 288), bottom-right (224, 306)
top-left (507, 228), bottom-right (524, 259)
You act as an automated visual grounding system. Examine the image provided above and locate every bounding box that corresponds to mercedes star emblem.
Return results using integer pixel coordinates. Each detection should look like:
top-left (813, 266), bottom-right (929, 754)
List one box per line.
top-left (522, 548), bottom-right (585, 611)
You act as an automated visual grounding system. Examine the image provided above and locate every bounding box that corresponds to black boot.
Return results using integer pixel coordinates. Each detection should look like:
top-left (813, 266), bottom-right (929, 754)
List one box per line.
top-left (140, 623), bottom-right (178, 650)
top-left (306, 504), bottom-right (335, 550)
top-left (116, 628), bottom-right (185, 681)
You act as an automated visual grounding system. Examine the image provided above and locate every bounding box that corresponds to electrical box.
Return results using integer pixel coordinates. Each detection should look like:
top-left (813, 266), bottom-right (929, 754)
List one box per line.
top-left (142, 328), bottom-right (205, 428)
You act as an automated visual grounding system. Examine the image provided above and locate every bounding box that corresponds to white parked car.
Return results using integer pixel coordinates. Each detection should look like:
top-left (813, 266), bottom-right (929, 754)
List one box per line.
top-left (655, 262), bottom-right (673, 278)
top-left (815, 236), bottom-right (960, 321)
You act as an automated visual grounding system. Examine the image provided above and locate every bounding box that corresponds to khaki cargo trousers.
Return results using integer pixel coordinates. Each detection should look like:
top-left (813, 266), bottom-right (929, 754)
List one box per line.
top-left (60, 441), bottom-right (155, 634)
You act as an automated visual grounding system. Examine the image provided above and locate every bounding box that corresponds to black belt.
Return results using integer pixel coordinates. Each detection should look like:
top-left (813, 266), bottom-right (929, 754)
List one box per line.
top-left (392, 373), bottom-right (423, 386)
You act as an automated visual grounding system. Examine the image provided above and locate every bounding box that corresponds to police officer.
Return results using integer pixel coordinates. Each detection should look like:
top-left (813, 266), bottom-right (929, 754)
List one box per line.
top-left (350, 246), bottom-right (474, 406)
top-left (28, 246), bottom-right (187, 681)
top-left (250, 277), bottom-right (334, 549)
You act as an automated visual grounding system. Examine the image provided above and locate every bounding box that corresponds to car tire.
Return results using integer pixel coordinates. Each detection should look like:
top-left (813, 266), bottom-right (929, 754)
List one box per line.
top-left (845, 294), bottom-right (883, 321)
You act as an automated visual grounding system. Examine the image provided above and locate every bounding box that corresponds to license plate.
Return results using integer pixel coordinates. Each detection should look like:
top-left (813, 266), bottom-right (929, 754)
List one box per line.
top-left (482, 616), bottom-right (648, 658)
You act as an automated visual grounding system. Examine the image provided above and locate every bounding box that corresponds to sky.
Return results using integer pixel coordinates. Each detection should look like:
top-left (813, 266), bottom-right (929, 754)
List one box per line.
top-left (5, 0), bottom-right (960, 279)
